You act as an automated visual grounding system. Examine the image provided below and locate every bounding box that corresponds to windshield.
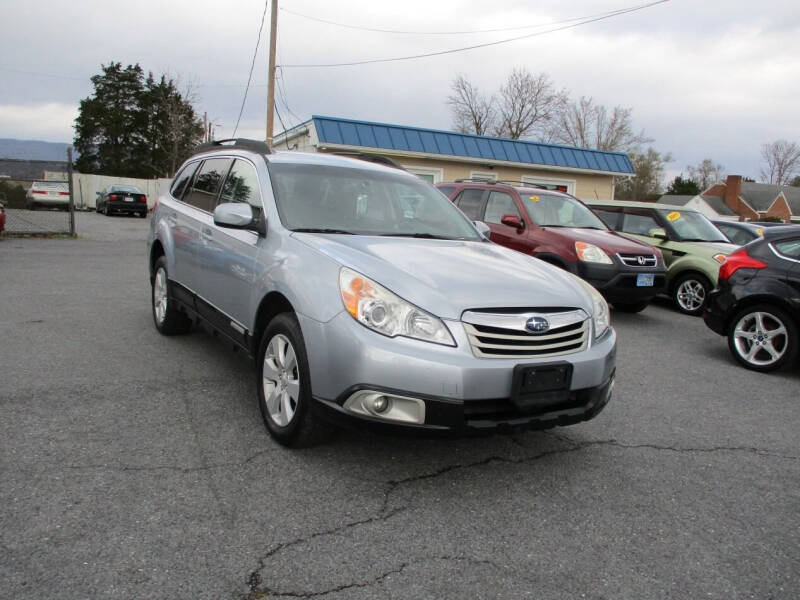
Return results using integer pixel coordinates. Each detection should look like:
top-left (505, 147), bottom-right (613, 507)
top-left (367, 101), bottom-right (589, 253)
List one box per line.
top-left (268, 163), bottom-right (481, 240)
top-left (522, 192), bottom-right (608, 229)
top-left (111, 185), bottom-right (142, 193)
top-left (657, 209), bottom-right (728, 242)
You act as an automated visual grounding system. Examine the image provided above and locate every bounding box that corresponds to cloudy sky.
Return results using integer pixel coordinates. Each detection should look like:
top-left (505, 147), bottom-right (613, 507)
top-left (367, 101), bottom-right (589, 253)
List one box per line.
top-left (2, 0), bottom-right (799, 180)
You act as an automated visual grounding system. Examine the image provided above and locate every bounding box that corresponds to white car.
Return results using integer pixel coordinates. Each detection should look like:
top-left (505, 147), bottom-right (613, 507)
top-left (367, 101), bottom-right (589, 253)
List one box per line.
top-left (26, 181), bottom-right (70, 210)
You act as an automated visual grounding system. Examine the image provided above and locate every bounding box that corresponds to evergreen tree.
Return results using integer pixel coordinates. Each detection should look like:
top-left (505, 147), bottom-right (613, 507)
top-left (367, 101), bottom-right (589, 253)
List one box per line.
top-left (666, 175), bottom-right (701, 195)
top-left (74, 63), bottom-right (203, 177)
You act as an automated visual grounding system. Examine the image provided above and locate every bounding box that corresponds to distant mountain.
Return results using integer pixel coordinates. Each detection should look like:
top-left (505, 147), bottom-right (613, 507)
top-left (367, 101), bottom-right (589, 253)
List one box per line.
top-left (0, 138), bottom-right (72, 161)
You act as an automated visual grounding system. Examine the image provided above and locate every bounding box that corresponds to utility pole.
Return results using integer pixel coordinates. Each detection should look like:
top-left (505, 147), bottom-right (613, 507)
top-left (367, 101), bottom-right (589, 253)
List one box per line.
top-left (266, 0), bottom-right (278, 146)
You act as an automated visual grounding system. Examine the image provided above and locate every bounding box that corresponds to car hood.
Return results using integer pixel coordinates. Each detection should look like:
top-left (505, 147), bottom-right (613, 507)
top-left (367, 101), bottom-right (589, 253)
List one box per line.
top-left (292, 234), bottom-right (592, 320)
top-left (674, 240), bottom-right (738, 255)
top-left (553, 227), bottom-right (660, 254)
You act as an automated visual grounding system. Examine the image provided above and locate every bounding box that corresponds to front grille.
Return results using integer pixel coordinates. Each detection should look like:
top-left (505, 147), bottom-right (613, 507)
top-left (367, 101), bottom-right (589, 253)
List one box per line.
top-left (617, 253), bottom-right (658, 267)
top-left (462, 309), bottom-right (590, 358)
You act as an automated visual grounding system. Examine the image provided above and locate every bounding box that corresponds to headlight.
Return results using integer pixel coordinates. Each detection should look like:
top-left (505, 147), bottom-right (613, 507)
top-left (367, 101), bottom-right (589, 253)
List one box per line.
top-left (339, 267), bottom-right (455, 346)
top-left (574, 277), bottom-right (610, 338)
top-left (712, 253), bottom-right (727, 264)
top-left (575, 242), bottom-right (613, 264)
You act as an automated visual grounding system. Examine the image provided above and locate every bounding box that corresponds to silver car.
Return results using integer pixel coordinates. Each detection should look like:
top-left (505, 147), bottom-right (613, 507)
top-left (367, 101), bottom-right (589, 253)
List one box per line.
top-left (148, 140), bottom-right (617, 446)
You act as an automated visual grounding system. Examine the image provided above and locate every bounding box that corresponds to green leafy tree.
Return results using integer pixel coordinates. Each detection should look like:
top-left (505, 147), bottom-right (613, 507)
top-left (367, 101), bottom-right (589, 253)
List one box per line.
top-left (615, 148), bottom-right (672, 201)
top-left (666, 174), bottom-right (700, 195)
top-left (74, 63), bottom-right (203, 177)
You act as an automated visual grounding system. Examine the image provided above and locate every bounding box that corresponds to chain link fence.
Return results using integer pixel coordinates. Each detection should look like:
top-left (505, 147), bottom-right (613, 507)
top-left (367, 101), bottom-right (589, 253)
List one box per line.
top-left (1, 148), bottom-right (75, 236)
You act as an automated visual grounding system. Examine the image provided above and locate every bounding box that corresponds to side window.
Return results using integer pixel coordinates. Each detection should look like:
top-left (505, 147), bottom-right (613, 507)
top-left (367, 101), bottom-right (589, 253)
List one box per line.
top-left (436, 185), bottom-right (456, 198)
top-left (621, 209), bottom-right (660, 236)
top-left (170, 162), bottom-right (199, 201)
top-left (183, 158), bottom-right (232, 212)
top-left (773, 239), bottom-right (800, 259)
top-left (219, 159), bottom-right (263, 218)
top-left (593, 208), bottom-right (622, 230)
top-left (484, 191), bottom-right (521, 225)
top-left (454, 188), bottom-right (485, 220)
top-left (718, 224), bottom-right (749, 246)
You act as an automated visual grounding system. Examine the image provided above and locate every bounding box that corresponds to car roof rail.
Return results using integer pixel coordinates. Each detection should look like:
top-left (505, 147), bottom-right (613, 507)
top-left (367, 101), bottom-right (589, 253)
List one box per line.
top-left (453, 178), bottom-right (499, 184)
top-left (193, 138), bottom-right (273, 155)
top-left (331, 152), bottom-right (406, 170)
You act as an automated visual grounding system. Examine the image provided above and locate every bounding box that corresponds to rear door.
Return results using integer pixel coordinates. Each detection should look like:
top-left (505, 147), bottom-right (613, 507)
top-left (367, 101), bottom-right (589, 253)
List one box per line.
top-left (180, 157), bottom-right (232, 296)
top-left (452, 188), bottom-right (487, 222)
top-left (194, 158), bottom-right (264, 343)
top-left (163, 161), bottom-right (200, 291)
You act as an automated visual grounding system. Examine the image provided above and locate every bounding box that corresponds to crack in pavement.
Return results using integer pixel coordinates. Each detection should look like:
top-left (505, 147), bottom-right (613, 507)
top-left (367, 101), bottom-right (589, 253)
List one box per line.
top-left (242, 508), bottom-right (407, 599)
top-left (239, 434), bottom-right (798, 598)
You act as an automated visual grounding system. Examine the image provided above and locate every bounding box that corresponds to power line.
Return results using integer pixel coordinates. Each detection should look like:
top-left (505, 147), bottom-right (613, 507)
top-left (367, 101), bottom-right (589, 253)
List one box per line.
top-left (280, 3), bottom-right (654, 36)
top-left (280, 0), bottom-right (668, 68)
top-left (232, 0), bottom-right (270, 138)
top-left (276, 66), bottom-right (301, 123)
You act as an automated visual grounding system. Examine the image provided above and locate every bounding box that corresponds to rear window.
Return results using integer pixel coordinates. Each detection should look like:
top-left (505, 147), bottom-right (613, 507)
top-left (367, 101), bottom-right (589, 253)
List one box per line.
top-left (170, 162), bottom-right (199, 200)
top-left (31, 181), bottom-right (68, 191)
top-left (773, 239), bottom-right (800, 259)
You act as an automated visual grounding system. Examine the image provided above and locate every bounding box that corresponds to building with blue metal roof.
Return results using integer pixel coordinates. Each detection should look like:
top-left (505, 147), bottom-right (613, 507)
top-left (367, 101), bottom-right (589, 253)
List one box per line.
top-left (274, 116), bottom-right (635, 200)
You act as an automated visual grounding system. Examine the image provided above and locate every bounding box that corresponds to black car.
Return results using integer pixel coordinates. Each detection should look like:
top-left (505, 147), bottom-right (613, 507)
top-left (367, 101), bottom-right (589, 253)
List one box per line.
top-left (96, 185), bottom-right (148, 217)
top-left (712, 220), bottom-right (763, 246)
top-left (704, 226), bottom-right (800, 371)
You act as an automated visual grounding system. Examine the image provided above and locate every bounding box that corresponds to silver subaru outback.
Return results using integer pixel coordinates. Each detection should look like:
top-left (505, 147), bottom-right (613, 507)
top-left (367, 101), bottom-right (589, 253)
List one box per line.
top-left (148, 140), bottom-right (616, 446)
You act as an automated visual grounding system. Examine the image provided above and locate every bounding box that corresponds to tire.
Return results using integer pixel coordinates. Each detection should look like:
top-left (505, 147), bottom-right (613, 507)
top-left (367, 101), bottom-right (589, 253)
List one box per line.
top-left (613, 301), bottom-right (649, 313)
top-left (671, 272), bottom-right (711, 316)
top-left (104, 204), bottom-right (110, 216)
top-left (727, 305), bottom-right (798, 372)
top-left (29, 202), bottom-right (36, 211)
top-left (151, 256), bottom-right (192, 335)
top-left (257, 313), bottom-right (333, 447)
top-left (139, 211), bottom-right (147, 219)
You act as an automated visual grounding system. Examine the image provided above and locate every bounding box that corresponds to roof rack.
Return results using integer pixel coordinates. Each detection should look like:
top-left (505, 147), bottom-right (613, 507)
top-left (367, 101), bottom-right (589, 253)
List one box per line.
top-left (453, 178), bottom-right (499, 184)
top-left (332, 152), bottom-right (406, 170)
top-left (193, 138), bottom-right (273, 155)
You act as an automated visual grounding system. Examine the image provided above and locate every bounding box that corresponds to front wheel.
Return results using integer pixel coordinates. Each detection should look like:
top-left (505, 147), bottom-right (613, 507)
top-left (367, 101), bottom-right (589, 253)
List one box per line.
top-left (257, 313), bottom-right (333, 447)
top-left (672, 273), bottom-right (711, 316)
top-left (727, 305), bottom-right (797, 372)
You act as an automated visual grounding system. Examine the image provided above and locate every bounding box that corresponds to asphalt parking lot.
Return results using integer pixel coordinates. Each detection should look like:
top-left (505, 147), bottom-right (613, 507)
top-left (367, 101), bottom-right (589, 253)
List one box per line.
top-left (2, 213), bottom-right (799, 600)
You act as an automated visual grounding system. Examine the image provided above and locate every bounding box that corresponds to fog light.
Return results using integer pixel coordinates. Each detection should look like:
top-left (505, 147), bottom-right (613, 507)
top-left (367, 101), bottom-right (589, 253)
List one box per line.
top-left (343, 390), bottom-right (426, 424)
top-left (371, 395), bottom-right (390, 413)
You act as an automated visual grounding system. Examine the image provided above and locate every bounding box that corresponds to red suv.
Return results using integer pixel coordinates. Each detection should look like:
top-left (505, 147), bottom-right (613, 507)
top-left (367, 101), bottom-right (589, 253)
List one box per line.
top-left (437, 180), bottom-right (667, 312)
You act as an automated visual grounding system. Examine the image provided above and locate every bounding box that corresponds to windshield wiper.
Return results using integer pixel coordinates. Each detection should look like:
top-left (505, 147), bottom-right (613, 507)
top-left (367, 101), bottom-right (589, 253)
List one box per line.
top-left (380, 232), bottom-right (455, 239)
top-left (292, 228), bottom-right (355, 235)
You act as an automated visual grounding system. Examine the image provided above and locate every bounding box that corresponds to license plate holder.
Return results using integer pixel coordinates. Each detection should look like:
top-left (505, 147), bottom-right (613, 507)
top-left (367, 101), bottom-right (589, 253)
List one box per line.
top-left (510, 362), bottom-right (573, 411)
top-left (124, 196), bottom-right (134, 202)
top-left (636, 273), bottom-right (655, 287)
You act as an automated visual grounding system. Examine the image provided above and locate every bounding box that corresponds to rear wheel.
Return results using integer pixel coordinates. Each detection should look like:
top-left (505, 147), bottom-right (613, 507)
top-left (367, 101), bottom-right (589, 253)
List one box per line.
top-left (104, 204), bottom-right (110, 216)
top-left (727, 305), bottom-right (797, 372)
top-left (613, 301), bottom-right (649, 313)
top-left (151, 256), bottom-right (192, 335)
top-left (672, 272), bottom-right (711, 316)
top-left (257, 313), bottom-right (333, 447)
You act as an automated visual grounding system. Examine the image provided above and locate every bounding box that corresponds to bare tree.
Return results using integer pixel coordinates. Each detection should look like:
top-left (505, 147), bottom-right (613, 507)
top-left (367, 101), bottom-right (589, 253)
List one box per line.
top-left (493, 69), bottom-right (567, 140)
top-left (614, 147), bottom-right (672, 201)
top-left (760, 140), bottom-right (800, 185)
top-left (686, 159), bottom-right (725, 190)
top-left (550, 96), bottom-right (651, 151)
top-left (447, 75), bottom-right (496, 136)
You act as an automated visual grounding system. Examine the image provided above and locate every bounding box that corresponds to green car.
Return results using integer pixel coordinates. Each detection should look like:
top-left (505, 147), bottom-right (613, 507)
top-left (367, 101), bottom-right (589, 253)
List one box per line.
top-left (585, 200), bottom-right (737, 315)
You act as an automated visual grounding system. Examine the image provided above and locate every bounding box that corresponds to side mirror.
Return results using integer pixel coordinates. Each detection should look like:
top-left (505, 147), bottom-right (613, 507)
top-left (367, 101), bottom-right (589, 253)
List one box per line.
top-left (473, 220), bottom-right (491, 238)
top-left (649, 227), bottom-right (668, 240)
top-left (500, 214), bottom-right (524, 230)
top-left (214, 202), bottom-right (266, 236)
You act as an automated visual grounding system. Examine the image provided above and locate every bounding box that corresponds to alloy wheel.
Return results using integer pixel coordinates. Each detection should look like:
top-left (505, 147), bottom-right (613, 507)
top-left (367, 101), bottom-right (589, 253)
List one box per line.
top-left (153, 267), bottom-right (168, 325)
top-left (732, 311), bottom-right (789, 368)
top-left (262, 334), bottom-right (300, 427)
top-left (676, 279), bottom-right (705, 312)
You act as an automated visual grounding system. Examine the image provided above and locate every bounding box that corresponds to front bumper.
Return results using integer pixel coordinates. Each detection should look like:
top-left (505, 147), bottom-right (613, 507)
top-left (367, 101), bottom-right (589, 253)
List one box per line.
top-left (299, 310), bottom-right (617, 434)
top-left (575, 261), bottom-right (667, 303)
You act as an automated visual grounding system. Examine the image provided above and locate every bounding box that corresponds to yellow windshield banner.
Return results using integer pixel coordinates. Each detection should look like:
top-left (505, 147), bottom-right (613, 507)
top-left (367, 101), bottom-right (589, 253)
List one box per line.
top-left (529, 195), bottom-right (539, 202)
top-left (666, 211), bottom-right (681, 221)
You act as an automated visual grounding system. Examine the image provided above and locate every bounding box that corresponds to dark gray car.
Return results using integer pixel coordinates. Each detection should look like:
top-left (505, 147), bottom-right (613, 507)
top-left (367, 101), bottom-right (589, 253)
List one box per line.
top-left (148, 140), bottom-right (617, 446)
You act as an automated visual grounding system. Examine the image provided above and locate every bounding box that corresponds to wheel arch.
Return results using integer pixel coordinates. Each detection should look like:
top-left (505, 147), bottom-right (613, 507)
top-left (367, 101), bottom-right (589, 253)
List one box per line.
top-left (669, 268), bottom-right (712, 294)
top-left (724, 294), bottom-right (799, 334)
top-left (251, 291), bottom-right (296, 356)
top-left (149, 240), bottom-right (165, 281)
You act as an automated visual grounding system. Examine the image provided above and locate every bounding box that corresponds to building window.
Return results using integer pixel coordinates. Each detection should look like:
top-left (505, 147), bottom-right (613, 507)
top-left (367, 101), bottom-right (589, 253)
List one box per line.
top-left (521, 175), bottom-right (575, 195)
top-left (403, 165), bottom-right (443, 184)
top-left (470, 171), bottom-right (497, 182)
